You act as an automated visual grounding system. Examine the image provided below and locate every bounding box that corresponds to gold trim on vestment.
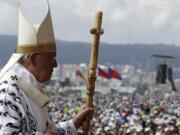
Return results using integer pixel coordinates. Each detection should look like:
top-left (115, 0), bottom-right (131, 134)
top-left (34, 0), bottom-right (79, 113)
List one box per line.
top-left (16, 42), bottom-right (56, 53)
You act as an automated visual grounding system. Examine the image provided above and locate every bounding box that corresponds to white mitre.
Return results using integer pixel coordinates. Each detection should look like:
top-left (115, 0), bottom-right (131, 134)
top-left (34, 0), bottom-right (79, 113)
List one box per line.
top-left (0, 1), bottom-right (56, 78)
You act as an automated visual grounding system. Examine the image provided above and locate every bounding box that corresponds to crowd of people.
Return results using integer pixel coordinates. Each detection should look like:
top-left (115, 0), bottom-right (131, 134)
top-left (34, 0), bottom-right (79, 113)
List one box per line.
top-left (0, 1), bottom-right (179, 134)
top-left (48, 92), bottom-right (180, 135)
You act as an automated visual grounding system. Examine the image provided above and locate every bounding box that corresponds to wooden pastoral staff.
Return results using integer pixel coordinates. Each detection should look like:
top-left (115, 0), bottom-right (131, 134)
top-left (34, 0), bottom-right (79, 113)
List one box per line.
top-left (82, 11), bottom-right (104, 135)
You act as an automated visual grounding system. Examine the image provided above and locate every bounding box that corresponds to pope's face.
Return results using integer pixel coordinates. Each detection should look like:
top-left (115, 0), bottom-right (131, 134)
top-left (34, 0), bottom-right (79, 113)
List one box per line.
top-left (34, 52), bottom-right (57, 83)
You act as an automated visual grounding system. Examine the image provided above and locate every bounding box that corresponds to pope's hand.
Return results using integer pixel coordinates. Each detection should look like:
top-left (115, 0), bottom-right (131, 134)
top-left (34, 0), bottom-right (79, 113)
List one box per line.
top-left (72, 105), bottom-right (94, 129)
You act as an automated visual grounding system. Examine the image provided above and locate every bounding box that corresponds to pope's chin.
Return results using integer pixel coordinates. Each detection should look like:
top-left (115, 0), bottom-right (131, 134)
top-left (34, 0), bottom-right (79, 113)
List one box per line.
top-left (37, 75), bottom-right (51, 83)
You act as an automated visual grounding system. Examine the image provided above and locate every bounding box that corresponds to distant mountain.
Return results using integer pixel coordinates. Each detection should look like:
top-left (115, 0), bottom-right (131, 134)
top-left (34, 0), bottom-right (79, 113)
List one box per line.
top-left (0, 35), bottom-right (180, 69)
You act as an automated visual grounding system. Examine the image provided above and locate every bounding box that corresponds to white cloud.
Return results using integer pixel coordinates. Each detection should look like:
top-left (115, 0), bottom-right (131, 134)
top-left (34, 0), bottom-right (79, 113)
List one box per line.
top-left (0, 0), bottom-right (180, 45)
top-left (0, 2), bottom-right (16, 34)
top-left (152, 11), bottom-right (170, 28)
top-left (110, 9), bottom-right (128, 22)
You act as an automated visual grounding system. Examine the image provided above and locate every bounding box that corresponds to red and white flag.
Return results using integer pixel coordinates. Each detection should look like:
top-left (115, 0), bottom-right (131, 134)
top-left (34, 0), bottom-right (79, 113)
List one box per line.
top-left (108, 67), bottom-right (121, 80)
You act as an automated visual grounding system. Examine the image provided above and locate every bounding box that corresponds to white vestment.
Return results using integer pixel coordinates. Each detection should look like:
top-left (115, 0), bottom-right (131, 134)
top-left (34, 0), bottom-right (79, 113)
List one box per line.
top-left (0, 63), bottom-right (77, 135)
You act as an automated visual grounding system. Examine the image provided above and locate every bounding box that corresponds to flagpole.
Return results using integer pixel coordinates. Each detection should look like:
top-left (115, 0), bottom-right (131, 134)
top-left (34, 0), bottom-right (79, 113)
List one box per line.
top-left (82, 11), bottom-right (103, 135)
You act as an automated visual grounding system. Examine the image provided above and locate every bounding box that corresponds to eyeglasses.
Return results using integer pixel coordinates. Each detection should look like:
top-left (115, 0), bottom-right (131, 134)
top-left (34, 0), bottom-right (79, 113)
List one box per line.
top-left (36, 53), bottom-right (56, 63)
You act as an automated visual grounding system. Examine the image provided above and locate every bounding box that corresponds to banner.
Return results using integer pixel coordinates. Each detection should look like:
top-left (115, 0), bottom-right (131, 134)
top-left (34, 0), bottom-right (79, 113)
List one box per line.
top-left (76, 70), bottom-right (85, 80)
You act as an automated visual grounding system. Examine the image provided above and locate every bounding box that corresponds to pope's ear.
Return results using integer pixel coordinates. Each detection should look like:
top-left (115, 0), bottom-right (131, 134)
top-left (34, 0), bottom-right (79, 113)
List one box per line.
top-left (28, 53), bottom-right (39, 66)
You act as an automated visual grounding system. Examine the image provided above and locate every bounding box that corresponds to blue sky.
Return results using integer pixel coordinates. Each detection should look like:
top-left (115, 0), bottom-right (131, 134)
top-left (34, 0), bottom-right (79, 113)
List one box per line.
top-left (0, 0), bottom-right (180, 45)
